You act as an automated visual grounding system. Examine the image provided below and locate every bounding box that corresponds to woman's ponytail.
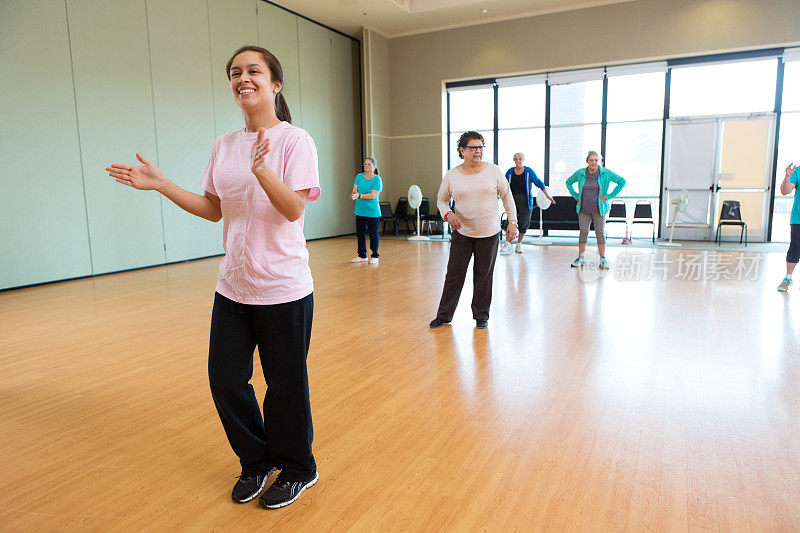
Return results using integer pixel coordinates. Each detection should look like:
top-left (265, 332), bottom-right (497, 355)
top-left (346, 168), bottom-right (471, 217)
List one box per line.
top-left (275, 92), bottom-right (292, 124)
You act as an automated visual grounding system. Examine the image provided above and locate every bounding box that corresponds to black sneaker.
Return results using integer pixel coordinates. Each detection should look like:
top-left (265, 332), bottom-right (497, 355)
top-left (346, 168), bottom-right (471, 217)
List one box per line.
top-left (476, 319), bottom-right (488, 329)
top-left (259, 472), bottom-right (319, 509)
top-left (231, 467), bottom-right (276, 503)
top-left (429, 318), bottom-right (451, 328)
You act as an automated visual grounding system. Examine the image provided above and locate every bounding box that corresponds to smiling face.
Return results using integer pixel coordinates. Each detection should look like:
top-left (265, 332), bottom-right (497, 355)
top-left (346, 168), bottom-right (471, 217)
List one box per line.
top-left (460, 139), bottom-right (484, 164)
top-left (586, 154), bottom-right (600, 172)
top-left (513, 153), bottom-right (524, 168)
top-left (363, 159), bottom-right (375, 174)
top-left (228, 50), bottom-right (281, 111)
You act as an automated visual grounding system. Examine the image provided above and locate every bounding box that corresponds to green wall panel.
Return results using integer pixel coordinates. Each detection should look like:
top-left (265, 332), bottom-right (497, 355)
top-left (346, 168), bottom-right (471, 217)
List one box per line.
top-left (298, 20), bottom-right (334, 240)
top-left (1, 0), bottom-right (361, 289)
top-left (66, 0), bottom-right (165, 275)
top-left (146, 0), bottom-right (223, 263)
top-left (257, 2), bottom-right (302, 128)
top-left (0, 0), bottom-right (92, 289)
top-left (208, 0), bottom-right (258, 138)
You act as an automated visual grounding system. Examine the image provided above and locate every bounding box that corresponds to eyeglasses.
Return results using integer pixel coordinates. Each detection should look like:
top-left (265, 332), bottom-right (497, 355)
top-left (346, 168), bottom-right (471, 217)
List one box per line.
top-left (464, 145), bottom-right (484, 152)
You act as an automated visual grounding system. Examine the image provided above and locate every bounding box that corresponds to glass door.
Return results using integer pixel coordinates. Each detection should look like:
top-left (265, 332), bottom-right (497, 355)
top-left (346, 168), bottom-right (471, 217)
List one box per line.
top-left (663, 114), bottom-right (774, 241)
top-left (662, 119), bottom-right (718, 241)
top-left (715, 115), bottom-right (774, 242)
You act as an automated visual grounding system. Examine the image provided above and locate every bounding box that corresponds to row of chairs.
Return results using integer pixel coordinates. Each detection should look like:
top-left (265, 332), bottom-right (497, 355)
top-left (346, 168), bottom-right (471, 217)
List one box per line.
top-left (379, 197), bottom-right (444, 237)
top-left (606, 200), bottom-right (656, 242)
top-left (607, 199), bottom-right (747, 245)
top-left (606, 200), bottom-right (747, 246)
top-left (378, 196), bottom-right (746, 245)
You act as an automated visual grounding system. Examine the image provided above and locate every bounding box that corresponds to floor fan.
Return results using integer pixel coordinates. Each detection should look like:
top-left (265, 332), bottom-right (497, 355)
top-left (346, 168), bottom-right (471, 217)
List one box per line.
top-left (407, 185), bottom-right (430, 241)
top-left (531, 187), bottom-right (552, 245)
top-left (657, 189), bottom-right (689, 247)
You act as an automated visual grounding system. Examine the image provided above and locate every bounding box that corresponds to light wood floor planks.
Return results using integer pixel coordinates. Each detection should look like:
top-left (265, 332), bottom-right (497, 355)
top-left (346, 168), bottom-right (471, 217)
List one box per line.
top-left (1, 237), bottom-right (799, 531)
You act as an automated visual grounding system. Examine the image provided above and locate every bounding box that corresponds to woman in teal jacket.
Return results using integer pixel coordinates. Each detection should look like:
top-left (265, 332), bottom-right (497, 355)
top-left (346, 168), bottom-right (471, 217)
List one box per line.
top-left (565, 151), bottom-right (625, 270)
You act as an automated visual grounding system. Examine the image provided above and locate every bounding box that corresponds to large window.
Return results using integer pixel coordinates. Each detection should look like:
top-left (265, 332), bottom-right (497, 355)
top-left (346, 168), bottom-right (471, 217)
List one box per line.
top-left (447, 86), bottom-right (493, 168)
top-left (444, 49), bottom-right (797, 243)
top-left (497, 78), bottom-right (545, 176)
top-left (548, 71), bottom-right (603, 196)
top-left (773, 58), bottom-right (800, 242)
top-left (605, 66), bottom-right (666, 238)
top-left (670, 59), bottom-right (778, 117)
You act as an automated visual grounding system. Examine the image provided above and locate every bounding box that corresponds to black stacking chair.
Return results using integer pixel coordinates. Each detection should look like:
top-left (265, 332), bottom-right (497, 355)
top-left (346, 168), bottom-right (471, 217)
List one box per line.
top-left (605, 200), bottom-right (628, 237)
top-left (715, 200), bottom-right (747, 246)
top-left (631, 200), bottom-right (655, 243)
top-left (394, 196), bottom-right (411, 235)
top-left (379, 201), bottom-right (398, 237)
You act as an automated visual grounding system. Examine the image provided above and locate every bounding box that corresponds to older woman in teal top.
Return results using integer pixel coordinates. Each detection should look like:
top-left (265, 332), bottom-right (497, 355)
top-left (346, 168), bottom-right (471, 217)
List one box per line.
top-left (566, 151), bottom-right (625, 270)
top-left (349, 157), bottom-right (383, 264)
top-left (778, 162), bottom-right (800, 292)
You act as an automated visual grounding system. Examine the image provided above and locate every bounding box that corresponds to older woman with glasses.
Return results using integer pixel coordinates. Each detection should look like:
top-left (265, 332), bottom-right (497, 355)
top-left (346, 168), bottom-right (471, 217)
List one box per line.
top-left (429, 131), bottom-right (517, 330)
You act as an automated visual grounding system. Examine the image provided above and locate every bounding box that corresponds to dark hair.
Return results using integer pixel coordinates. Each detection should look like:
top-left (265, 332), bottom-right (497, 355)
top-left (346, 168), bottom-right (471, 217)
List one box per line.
top-left (457, 131), bottom-right (485, 159)
top-left (226, 45), bottom-right (291, 124)
top-left (366, 157), bottom-right (379, 175)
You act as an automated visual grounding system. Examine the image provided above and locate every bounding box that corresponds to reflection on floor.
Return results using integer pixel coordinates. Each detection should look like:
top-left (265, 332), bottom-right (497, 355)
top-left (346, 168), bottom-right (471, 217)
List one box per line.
top-left (1, 237), bottom-right (798, 530)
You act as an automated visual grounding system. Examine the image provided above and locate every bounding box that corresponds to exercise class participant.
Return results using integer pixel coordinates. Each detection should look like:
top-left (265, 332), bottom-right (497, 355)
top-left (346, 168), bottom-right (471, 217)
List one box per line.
top-left (349, 157), bottom-right (383, 264)
top-left (565, 151), bottom-right (625, 270)
top-left (106, 45), bottom-right (319, 509)
top-left (430, 131), bottom-right (517, 330)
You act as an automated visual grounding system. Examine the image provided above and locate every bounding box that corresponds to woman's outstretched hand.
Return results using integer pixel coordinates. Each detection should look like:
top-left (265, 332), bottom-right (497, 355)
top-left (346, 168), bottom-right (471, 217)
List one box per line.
top-left (106, 153), bottom-right (166, 192)
top-left (786, 163), bottom-right (796, 180)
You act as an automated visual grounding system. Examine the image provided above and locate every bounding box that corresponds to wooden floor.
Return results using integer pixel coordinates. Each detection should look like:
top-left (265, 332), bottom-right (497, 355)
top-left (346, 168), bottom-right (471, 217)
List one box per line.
top-left (1, 237), bottom-right (799, 531)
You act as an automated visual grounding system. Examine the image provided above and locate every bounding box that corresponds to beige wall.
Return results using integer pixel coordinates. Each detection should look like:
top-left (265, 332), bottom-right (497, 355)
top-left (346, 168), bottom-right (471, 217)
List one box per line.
top-left (378, 0), bottom-right (800, 207)
top-left (362, 29), bottom-right (393, 199)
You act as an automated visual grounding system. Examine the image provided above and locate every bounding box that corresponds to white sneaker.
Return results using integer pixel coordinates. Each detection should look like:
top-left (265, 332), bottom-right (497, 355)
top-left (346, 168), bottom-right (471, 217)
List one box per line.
top-left (350, 257), bottom-right (368, 263)
top-left (369, 257), bottom-right (379, 265)
top-left (499, 242), bottom-right (512, 255)
top-left (515, 243), bottom-right (523, 253)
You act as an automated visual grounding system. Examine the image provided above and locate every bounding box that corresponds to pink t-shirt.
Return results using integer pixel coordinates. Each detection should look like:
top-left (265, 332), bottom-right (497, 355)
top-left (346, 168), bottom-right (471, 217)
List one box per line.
top-left (200, 121), bottom-right (321, 305)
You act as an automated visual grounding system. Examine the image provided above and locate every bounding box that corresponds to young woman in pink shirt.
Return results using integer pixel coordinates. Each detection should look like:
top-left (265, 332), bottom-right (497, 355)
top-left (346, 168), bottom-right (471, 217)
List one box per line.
top-left (106, 46), bottom-right (320, 509)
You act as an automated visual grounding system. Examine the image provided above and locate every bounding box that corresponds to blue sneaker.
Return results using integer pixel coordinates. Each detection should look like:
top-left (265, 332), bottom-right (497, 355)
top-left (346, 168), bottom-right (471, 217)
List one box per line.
top-left (778, 277), bottom-right (793, 292)
top-left (570, 256), bottom-right (585, 268)
top-left (599, 257), bottom-right (610, 270)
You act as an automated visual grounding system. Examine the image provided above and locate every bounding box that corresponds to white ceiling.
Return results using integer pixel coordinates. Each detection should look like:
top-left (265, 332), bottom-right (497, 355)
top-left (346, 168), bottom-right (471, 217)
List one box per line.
top-left (269, 0), bottom-right (635, 38)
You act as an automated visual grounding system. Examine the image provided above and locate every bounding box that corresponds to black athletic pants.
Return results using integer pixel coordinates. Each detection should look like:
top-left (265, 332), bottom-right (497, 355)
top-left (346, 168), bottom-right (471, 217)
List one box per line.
top-left (208, 292), bottom-right (316, 482)
top-left (356, 215), bottom-right (380, 258)
top-left (788, 224), bottom-right (800, 264)
top-left (435, 230), bottom-right (500, 321)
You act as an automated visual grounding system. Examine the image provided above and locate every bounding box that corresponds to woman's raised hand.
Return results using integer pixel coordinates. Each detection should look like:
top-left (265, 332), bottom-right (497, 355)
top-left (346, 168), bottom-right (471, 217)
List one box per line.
top-left (106, 153), bottom-right (166, 191)
top-left (786, 163), bottom-right (796, 179)
top-left (250, 127), bottom-right (271, 176)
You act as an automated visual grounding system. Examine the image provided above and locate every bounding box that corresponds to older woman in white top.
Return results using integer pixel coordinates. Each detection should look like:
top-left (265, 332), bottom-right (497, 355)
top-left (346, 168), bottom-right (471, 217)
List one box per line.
top-left (429, 131), bottom-right (517, 329)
